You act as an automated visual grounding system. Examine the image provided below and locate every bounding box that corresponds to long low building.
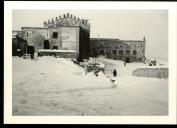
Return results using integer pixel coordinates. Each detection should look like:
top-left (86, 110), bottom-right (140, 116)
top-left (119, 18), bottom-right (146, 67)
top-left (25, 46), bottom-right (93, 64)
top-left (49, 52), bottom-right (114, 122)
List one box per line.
top-left (89, 37), bottom-right (146, 63)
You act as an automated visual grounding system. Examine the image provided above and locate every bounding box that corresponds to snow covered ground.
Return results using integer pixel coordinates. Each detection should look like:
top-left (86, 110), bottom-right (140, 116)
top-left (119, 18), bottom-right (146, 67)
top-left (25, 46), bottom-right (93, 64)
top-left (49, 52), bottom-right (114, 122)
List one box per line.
top-left (12, 56), bottom-right (168, 116)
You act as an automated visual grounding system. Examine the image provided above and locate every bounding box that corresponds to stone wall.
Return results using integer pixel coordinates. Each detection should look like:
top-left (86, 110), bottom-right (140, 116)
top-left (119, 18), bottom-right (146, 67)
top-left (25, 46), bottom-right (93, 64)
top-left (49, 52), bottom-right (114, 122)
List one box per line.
top-left (38, 51), bottom-right (77, 58)
top-left (132, 67), bottom-right (168, 79)
top-left (22, 27), bottom-right (48, 47)
top-left (89, 38), bottom-right (146, 62)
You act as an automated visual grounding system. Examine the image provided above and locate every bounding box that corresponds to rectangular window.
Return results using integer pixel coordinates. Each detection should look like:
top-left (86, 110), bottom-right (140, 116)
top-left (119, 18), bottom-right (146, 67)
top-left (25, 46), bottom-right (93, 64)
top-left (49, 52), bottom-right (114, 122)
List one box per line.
top-left (126, 50), bottom-right (130, 55)
top-left (133, 50), bottom-right (137, 55)
top-left (100, 50), bottom-right (104, 54)
top-left (26, 31), bottom-right (32, 38)
top-left (113, 50), bottom-right (117, 54)
top-left (53, 46), bottom-right (58, 49)
top-left (53, 32), bottom-right (58, 38)
top-left (119, 50), bottom-right (123, 55)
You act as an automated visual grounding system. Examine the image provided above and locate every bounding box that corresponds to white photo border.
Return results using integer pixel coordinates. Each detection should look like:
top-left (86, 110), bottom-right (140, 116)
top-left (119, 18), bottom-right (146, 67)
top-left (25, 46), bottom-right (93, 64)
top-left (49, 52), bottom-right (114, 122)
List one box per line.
top-left (4, 1), bottom-right (177, 124)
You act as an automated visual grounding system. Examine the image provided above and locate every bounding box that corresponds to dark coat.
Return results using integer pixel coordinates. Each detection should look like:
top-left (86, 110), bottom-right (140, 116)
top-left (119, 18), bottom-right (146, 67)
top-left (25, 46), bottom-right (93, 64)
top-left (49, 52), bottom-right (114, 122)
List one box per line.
top-left (113, 69), bottom-right (117, 77)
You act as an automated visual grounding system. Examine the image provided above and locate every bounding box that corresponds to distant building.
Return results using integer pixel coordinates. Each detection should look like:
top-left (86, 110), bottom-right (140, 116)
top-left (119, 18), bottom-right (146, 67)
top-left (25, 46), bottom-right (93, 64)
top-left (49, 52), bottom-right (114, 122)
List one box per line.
top-left (90, 37), bottom-right (146, 62)
top-left (21, 13), bottom-right (90, 61)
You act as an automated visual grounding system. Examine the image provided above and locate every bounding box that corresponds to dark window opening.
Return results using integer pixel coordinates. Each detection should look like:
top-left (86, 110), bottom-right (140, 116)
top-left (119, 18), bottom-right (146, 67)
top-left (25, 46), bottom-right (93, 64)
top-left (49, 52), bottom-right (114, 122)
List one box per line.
top-left (119, 50), bottom-right (123, 55)
top-left (100, 50), bottom-right (104, 55)
top-left (44, 40), bottom-right (50, 49)
top-left (125, 57), bottom-right (130, 63)
top-left (126, 50), bottom-right (130, 55)
top-left (133, 50), bottom-right (137, 55)
top-left (53, 46), bottom-right (58, 49)
top-left (113, 50), bottom-right (117, 54)
top-left (53, 32), bottom-right (58, 38)
top-left (26, 32), bottom-right (32, 37)
top-left (27, 46), bottom-right (34, 59)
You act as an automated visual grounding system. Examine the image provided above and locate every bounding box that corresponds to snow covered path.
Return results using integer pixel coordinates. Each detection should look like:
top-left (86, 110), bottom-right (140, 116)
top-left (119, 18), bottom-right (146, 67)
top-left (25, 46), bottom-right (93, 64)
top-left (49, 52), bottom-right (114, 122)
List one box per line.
top-left (12, 57), bottom-right (168, 116)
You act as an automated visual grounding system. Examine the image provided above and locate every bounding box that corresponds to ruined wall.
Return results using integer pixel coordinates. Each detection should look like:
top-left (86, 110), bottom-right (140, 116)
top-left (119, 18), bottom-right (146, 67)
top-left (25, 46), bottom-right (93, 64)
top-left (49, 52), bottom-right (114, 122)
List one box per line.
top-left (21, 13), bottom-right (90, 61)
top-left (61, 27), bottom-right (79, 51)
top-left (48, 27), bottom-right (61, 49)
top-left (132, 67), bottom-right (168, 79)
top-left (44, 13), bottom-right (90, 61)
top-left (38, 51), bottom-right (77, 58)
top-left (47, 27), bottom-right (79, 58)
top-left (22, 27), bottom-right (48, 52)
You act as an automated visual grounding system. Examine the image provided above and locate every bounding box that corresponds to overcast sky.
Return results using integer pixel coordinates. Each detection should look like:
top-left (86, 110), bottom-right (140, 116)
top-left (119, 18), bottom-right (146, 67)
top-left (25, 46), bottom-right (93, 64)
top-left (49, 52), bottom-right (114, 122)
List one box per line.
top-left (12, 10), bottom-right (168, 60)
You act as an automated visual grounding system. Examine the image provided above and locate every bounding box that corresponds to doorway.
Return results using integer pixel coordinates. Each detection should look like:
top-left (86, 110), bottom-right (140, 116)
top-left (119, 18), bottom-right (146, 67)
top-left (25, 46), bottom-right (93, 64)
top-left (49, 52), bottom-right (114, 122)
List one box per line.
top-left (44, 40), bottom-right (50, 49)
top-left (27, 45), bottom-right (35, 59)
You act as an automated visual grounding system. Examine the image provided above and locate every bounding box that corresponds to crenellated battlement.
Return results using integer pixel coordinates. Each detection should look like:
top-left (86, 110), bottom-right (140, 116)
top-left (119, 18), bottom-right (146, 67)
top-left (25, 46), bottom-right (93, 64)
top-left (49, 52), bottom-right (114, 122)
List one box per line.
top-left (43, 13), bottom-right (90, 28)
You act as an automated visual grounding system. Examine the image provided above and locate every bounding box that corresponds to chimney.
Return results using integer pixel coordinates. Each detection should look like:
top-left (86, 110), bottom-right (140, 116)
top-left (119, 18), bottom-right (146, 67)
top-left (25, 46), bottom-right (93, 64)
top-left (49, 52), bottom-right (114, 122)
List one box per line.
top-left (48, 20), bottom-right (50, 24)
top-left (59, 15), bottom-right (61, 19)
top-left (74, 16), bottom-right (76, 20)
top-left (63, 14), bottom-right (66, 18)
top-left (70, 14), bottom-right (73, 18)
top-left (55, 17), bottom-right (58, 21)
top-left (77, 18), bottom-right (80, 21)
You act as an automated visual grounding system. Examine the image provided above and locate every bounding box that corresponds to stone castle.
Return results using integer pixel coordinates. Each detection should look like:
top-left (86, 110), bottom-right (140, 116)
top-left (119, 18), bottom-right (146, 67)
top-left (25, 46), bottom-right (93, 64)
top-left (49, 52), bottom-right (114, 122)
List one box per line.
top-left (12, 13), bottom-right (146, 62)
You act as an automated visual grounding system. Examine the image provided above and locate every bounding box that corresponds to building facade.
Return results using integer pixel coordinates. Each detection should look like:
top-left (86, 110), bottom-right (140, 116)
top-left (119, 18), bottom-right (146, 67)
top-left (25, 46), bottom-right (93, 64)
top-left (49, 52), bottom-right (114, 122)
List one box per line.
top-left (12, 31), bottom-right (27, 57)
top-left (14, 12), bottom-right (146, 62)
top-left (90, 37), bottom-right (146, 62)
top-left (21, 13), bottom-right (90, 61)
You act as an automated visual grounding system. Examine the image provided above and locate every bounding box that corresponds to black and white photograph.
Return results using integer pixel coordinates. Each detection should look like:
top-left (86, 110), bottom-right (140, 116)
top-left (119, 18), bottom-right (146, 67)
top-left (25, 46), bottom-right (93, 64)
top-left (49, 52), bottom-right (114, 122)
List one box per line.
top-left (4, 1), bottom-right (177, 124)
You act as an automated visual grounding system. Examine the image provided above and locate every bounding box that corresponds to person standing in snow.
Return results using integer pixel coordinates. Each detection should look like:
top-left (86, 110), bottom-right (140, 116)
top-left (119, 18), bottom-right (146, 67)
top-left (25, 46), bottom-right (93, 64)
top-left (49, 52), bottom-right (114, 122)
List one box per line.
top-left (94, 69), bottom-right (99, 77)
top-left (124, 61), bottom-right (126, 67)
top-left (111, 69), bottom-right (117, 88)
top-left (113, 69), bottom-right (117, 77)
top-left (84, 65), bottom-right (88, 75)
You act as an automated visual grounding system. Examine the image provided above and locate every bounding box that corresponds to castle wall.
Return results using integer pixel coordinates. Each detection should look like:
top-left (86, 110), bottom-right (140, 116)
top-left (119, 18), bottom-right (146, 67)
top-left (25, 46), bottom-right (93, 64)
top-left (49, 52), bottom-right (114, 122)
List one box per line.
top-left (90, 38), bottom-right (146, 62)
top-left (22, 27), bottom-right (48, 52)
top-left (60, 27), bottom-right (79, 51)
top-left (48, 27), bottom-right (61, 49)
top-left (132, 67), bottom-right (168, 79)
top-left (19, 13), bottom-right (146, 62)
top-left (21, 26), bottom-right (82, 60)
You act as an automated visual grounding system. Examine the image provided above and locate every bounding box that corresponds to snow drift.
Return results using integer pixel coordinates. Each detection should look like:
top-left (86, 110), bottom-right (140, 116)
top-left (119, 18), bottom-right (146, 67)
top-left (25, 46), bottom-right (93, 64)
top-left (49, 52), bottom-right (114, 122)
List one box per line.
top-left (12, 56), bottom-right (168, 116)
